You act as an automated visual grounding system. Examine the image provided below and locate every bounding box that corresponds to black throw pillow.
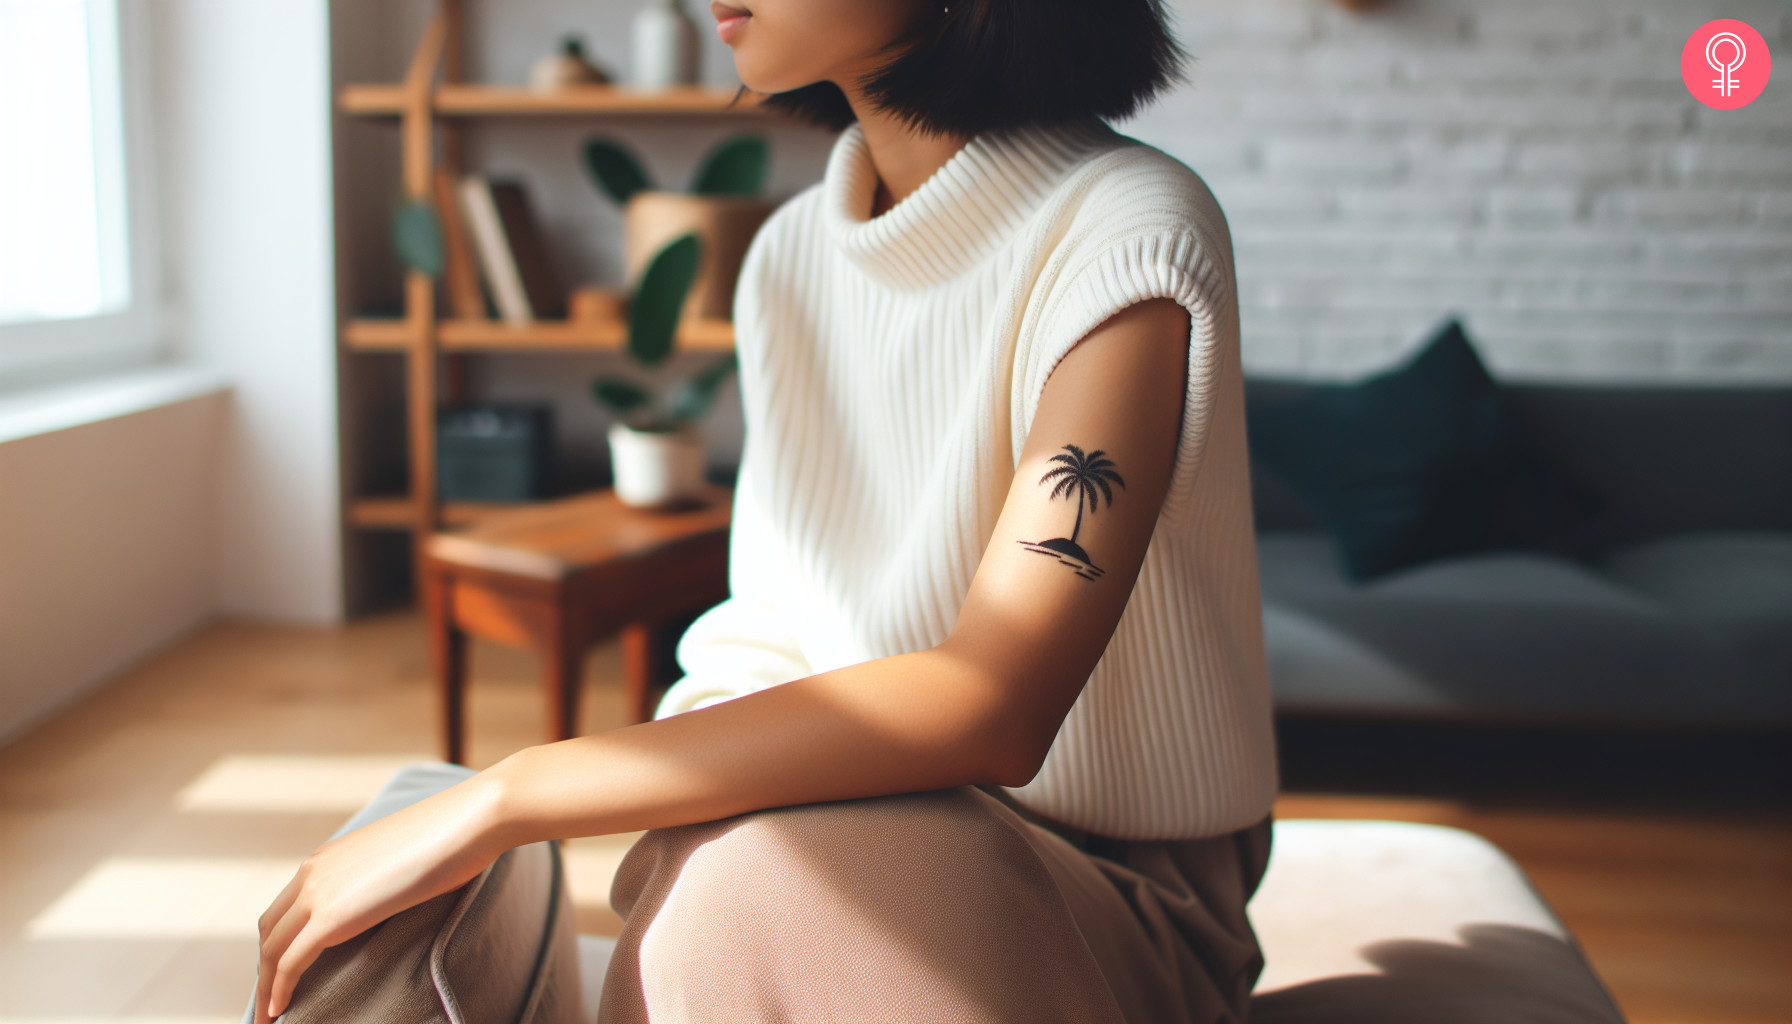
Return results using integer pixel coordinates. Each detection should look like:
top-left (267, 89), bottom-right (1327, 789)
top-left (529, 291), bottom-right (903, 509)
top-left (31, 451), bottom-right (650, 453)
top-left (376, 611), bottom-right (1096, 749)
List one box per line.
top-left (1245, 318), bottom-right (1605, 583)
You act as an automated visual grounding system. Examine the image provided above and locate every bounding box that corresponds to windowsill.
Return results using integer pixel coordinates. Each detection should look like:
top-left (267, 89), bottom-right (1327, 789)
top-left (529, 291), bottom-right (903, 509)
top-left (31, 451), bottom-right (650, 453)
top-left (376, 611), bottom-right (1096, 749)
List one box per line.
top-left (0, 365), bottom-right (230, 445)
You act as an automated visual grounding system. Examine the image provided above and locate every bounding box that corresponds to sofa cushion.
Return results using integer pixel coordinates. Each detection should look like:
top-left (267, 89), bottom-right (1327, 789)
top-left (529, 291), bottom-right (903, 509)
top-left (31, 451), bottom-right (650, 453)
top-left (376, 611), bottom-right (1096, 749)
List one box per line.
top-left (1597, 530), bottom-right (1792, 690)
top-left (1248, 820), bottom-right (1624, 1023)
top-left (1245, 318), bottom-right (1604, 582)
top-left (240, 763), bottom-right (584, 1024)
top-left (1256, 531), bottom-right (1787, 723)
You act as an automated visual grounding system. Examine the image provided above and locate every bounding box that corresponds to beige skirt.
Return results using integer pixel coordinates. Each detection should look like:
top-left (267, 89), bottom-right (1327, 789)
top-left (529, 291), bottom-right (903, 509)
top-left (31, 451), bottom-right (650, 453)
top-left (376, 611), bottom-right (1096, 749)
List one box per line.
top-left (597, 785), bottom-right (1274, 1023)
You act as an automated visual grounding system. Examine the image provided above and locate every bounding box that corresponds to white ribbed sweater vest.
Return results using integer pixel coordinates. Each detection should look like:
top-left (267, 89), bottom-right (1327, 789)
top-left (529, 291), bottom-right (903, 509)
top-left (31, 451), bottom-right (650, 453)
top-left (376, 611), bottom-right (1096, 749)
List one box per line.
top-left (656, 118), bottom-right (1279, 839)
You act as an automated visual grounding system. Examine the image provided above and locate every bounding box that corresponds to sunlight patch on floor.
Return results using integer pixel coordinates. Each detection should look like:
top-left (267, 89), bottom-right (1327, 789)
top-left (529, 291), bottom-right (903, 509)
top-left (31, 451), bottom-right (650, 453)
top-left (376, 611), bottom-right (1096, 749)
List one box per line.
top-left (174, 754), bottom-right (435, 813)
top-left (25, 858), bottom-right (301, 939)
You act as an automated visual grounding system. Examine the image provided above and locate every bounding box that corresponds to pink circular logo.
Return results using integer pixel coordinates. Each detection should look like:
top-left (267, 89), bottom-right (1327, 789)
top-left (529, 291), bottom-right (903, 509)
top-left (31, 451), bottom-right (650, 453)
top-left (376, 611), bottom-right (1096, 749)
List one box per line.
top-left (1682, 20), bottom-right (1771, 109)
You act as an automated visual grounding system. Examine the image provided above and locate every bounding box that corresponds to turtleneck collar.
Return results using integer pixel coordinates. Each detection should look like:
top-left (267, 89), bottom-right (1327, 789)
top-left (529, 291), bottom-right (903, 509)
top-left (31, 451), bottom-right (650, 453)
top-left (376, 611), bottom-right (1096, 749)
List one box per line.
top-left (823, 117), bottom-right (1129, 290)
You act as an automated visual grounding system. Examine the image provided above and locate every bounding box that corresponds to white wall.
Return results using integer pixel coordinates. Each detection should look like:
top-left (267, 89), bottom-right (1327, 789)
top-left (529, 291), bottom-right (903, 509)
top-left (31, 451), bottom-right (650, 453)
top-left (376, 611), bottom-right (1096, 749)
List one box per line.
top-left (0, 390), bottom-right (224, 746)
top-left (1134, 0), bottom-right (1792, 383)
top-left (0, 3), bottom-right (342, 745)
top-left (156, 0), bottom-right (344, 621)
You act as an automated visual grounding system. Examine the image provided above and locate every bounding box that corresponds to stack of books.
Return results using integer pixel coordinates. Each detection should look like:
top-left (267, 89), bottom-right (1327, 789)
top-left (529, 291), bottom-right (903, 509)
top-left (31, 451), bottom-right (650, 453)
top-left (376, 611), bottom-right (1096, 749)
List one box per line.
top-left (440, 174), bottom-right (566, 323)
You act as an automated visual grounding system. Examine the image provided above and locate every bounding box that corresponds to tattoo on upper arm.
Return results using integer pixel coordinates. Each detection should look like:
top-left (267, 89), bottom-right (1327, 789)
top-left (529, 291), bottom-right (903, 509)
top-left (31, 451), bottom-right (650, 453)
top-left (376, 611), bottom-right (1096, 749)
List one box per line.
top-left (1017, 444), bottom-right (1126, 581)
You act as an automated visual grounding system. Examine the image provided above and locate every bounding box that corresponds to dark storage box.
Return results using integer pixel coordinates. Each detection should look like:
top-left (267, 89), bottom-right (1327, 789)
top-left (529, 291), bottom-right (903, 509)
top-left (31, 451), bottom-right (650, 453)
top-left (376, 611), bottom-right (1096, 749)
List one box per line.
top-left (437, 404), bottom-right (554, 502)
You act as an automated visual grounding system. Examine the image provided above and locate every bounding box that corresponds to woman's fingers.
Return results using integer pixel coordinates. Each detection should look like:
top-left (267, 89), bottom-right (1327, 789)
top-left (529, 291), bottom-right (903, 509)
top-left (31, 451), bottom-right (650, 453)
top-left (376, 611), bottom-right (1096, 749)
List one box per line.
top-left (256, 902), bottom-right (310, 1024)
top-left (268, 921), bottom-right (333, 1021)
top-left (252, 956), bottom-right (272, 1024)
top-left (254, 861), bottom-right (308, 1022)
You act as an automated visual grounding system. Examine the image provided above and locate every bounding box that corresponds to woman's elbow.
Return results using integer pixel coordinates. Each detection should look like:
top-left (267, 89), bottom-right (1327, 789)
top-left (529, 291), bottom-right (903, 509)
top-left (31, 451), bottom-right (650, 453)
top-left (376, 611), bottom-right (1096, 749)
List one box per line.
top-left (971, 719), bottom-right (1055, 789)
top-left (925, 644), bottom-right (1067, 789)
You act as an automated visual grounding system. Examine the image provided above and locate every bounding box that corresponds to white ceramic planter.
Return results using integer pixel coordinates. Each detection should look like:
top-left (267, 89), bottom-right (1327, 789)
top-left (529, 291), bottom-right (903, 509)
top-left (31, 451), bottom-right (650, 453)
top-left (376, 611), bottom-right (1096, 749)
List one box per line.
top-left (608, 421), bottom-right (707, 508)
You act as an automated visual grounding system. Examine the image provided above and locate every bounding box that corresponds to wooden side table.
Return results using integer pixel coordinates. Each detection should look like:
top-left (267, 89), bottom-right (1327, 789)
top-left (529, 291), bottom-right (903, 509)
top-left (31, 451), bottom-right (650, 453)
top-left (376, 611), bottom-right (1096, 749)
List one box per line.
top-left (422, 486), bottom-right (732, 765)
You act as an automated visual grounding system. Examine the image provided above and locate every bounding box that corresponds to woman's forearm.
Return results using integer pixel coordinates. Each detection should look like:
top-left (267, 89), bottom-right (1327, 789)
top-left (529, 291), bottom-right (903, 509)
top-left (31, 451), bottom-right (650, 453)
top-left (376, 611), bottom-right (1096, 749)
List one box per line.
top-left (479, 642), bottom-right (1041, 850)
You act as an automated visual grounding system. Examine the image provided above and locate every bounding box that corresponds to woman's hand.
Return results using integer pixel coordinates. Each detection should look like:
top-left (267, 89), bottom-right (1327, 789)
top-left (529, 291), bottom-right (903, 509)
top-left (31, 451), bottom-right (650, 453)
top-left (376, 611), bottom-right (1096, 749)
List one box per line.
top-left (253, 772), bottom-right (511, 1024)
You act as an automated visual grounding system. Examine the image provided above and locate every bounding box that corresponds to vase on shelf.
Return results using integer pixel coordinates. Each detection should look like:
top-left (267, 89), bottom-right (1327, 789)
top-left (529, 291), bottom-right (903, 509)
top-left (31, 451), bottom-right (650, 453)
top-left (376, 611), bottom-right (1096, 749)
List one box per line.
top-left (530, 35), bottom-right (612, 92)
top-left (631, 0), bottom-right (699, 90)
top-left (608, 421), bottom-right (708, 508)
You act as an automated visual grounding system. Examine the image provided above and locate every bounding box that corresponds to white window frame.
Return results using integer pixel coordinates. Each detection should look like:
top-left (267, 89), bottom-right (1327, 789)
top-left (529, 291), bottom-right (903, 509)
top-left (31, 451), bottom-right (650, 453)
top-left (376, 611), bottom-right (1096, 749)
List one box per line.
top-left (0, 0), bottom-right (165, 391)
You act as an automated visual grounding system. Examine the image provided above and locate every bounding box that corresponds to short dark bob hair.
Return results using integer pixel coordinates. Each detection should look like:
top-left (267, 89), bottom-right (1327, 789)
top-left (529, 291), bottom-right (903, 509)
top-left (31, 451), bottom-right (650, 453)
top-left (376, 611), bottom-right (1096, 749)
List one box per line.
top-left (760, 0), bottom-right (1187, 137)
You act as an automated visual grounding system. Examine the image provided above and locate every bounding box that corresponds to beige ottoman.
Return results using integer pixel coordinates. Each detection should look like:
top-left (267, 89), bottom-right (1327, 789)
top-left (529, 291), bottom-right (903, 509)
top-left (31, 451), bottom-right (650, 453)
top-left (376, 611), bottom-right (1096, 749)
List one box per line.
top-left (576, 819), bottom-right (1628, 1023)
top-left (1248, 820), bottom-right (1627, 1023)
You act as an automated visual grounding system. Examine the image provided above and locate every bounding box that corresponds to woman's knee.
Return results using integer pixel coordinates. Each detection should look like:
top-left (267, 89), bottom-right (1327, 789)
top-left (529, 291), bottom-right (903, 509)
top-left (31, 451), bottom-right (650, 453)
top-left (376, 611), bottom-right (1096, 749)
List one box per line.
top-left (611, 787), bottom-right (1042, 933)
top-left (623, 788), bottom-right (1012, 897)
top-left (602, 788), bottom-right (1127, 1023)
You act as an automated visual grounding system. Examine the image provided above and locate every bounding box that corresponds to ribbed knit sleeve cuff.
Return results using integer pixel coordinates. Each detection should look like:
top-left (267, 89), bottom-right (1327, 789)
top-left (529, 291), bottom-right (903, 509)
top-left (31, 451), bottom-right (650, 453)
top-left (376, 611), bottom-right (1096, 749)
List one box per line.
top-left (1014, 229), bottom-right (1242, 528)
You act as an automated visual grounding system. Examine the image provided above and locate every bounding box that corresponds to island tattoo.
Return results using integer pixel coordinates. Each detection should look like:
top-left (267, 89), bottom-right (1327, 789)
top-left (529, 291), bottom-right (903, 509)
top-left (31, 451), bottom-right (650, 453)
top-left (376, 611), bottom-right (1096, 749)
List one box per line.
top-left (1017, 444), bottom-right (1125, 581)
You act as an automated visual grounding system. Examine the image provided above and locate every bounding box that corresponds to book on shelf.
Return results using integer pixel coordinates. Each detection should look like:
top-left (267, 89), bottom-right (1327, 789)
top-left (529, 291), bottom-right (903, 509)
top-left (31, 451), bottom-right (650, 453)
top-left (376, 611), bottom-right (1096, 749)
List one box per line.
top-left (433, 168), bottom-right (487, 320)
top-left (457, 176), bottom-right (566, 324)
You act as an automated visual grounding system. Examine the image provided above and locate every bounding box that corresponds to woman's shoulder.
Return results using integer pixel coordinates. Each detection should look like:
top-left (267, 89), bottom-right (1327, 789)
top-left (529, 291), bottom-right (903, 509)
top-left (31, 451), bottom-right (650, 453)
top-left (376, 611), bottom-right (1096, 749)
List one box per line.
top-left (1054, 137), bottom-right (1232, 253)
top-left (1032, 136), bottom-right (1240, 306)
top-left (1027, 138), bottom-right (1236, 315)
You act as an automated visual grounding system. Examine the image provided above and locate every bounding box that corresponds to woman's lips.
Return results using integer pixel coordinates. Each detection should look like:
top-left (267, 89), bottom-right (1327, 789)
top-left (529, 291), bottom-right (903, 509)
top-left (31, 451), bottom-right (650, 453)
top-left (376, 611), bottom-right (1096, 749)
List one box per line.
top-left (710, 1), bottom-right (750, 43)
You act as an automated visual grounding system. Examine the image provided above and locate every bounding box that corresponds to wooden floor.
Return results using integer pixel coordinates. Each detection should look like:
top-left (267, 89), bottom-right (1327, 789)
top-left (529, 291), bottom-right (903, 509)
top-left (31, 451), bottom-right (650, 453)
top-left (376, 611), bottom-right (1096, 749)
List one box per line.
top-left (0, 613), bottom-right (1785, 1023)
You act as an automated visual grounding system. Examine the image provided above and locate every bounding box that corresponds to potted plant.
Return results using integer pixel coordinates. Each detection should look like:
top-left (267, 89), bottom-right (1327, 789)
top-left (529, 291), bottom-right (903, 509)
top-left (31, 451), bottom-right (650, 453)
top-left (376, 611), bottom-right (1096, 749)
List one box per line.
top-left (582, 133), bottom-right (772, 323)
top-left (594, 231), bottom-right (738, 509)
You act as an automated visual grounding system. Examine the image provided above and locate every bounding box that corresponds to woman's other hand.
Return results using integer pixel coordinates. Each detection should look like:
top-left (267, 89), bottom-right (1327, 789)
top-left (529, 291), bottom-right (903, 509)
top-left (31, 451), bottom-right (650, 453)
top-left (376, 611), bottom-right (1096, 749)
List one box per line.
top-left (252, 772), bottom-right (511, 1024)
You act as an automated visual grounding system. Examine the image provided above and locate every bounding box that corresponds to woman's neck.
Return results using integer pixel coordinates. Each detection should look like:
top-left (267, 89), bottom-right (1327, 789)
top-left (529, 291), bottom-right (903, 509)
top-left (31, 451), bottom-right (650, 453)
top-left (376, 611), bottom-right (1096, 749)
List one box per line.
top-left (842, 91), bottom-right (969, 218)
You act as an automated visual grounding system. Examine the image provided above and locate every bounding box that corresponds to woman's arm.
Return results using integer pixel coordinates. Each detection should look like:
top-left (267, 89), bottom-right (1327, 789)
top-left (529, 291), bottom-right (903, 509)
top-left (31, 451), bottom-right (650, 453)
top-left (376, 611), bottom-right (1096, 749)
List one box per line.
top-left (486, 296), bottom-right (1193, 838)
top-left (253, 297), bottom-right (1191, 1022)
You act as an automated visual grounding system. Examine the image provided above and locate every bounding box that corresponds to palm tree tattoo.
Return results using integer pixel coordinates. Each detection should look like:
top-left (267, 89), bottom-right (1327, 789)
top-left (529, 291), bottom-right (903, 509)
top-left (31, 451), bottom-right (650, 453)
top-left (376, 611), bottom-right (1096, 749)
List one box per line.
top-left (1017, 444), bottom-right (1125, 581)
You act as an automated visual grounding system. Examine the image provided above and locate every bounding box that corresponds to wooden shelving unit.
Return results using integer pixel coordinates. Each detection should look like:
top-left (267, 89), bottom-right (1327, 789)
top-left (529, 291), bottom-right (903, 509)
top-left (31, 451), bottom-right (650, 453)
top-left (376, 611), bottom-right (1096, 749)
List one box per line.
top-left (340, 83), bottom-right (762, 118)
top-left (338, 0), bottom-right (758, 553)
top-left (341, 312), bottom-right (736, 353)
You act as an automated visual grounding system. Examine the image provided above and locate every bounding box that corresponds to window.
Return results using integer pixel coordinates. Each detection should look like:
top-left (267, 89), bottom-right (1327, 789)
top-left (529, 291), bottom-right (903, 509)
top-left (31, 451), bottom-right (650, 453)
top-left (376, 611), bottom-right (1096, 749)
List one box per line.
top-left (0, 0), bottom-right (161, 388)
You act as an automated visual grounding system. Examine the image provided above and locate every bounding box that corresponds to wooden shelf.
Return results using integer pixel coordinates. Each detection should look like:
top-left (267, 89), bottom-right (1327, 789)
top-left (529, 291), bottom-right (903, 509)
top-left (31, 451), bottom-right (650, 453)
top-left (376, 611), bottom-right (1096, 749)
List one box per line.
top-left (349, 496), bottom-right (531, 530)
top-left (339, 83), bottom-right (762, 118)
top-left (342, 317), bottom-right (735, 353)
top-left (339, 4), bottom-right (754, 550)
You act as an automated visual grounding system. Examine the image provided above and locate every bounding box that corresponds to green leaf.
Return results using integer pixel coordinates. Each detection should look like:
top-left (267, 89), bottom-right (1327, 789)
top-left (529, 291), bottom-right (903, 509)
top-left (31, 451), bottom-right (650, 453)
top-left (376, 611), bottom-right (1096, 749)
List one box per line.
top-left (582, 137), bottom-right (652, 206)
top-left (628, 232), bottom-right (702, 368)
top-left (690, 135), bottom-right (768, 197)
top-left (591, 375), bottom-right (652, 414)
top-left (391, 199), bottom-right (444, 277)
top-left (669, 351), bottom-right (739, 422)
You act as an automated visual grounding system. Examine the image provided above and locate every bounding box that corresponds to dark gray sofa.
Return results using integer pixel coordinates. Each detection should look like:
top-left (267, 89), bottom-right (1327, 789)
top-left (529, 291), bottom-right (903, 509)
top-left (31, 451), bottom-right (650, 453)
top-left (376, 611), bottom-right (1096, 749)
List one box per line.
top-left (1245, 380), bottom-right (1792, 728)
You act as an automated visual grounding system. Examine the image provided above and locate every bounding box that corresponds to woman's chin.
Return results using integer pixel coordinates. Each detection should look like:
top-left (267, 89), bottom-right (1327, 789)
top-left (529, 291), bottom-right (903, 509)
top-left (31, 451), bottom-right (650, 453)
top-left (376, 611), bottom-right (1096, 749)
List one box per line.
top-left (731, 57), bottom-right (821, 97)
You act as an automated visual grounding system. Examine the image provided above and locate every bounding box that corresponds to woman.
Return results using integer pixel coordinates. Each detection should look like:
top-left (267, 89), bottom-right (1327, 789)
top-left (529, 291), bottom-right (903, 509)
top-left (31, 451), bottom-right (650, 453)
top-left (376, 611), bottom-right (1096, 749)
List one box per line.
top-left (255, 0), bottom-right (1278, 1020)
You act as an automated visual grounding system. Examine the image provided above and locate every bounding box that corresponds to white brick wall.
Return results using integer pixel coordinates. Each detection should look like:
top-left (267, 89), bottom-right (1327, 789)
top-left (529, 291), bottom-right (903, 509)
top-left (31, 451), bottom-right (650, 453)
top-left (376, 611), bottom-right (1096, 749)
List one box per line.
top-left (1126, 0), bottom-right (1792, 383)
